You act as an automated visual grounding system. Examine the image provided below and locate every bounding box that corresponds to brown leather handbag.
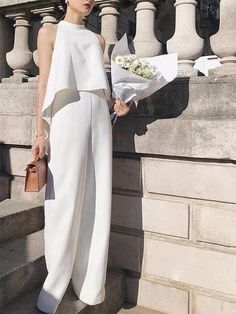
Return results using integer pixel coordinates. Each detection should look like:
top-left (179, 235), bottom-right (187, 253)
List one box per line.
top-left (24, 155), bottom-right (48, 192)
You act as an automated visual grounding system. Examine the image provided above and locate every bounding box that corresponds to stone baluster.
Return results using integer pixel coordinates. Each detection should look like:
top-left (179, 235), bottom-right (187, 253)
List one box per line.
top-left (97, 0), bottom-right (120, 69)
top-left (3, 13), bottom-right (33, 83)
top-left (29, 7), bottom-right (59, 81)
top-left (167, 0), bottom-right (204, 77)
top-left (133, 0), bottom-right (161, 57)
top-left (210, 0), bottom-right (236, 75)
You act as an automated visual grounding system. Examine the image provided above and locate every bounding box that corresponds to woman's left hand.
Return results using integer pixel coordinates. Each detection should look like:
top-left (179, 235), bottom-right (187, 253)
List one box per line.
top-left (113, 98), bottom-right (133, 116)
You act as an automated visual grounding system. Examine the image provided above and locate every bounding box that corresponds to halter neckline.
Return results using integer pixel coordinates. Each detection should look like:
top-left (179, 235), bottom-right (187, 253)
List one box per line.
top-left (59, 19), bottom-right (86, 29)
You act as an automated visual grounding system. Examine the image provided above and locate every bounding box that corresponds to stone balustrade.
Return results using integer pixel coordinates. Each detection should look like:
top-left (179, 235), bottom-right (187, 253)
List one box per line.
top-left (167, 0), bottom-right (204, 76)
top-left (210, 0), bottom-right (236, 75)
top-left (0, 0), bottom-right (234, 80)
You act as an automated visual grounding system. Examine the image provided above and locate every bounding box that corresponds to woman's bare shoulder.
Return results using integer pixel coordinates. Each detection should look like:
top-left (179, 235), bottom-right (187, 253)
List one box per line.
top-left (37, 23), bottom-right (58, 49)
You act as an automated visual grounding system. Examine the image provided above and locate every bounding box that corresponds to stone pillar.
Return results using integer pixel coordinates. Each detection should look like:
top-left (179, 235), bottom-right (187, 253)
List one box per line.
top-left (3, 13), bottom-right (33, 82)
top-left (167, 0), bottom-right (204, 77)
top-left (210, 0), bottom-right (236, 75)
top-left (97, 0), bottom-right (120, 69)
top-left (133, 0), bottom-right (161, 57)
top-left (29, 7), bottom-right (59, 81)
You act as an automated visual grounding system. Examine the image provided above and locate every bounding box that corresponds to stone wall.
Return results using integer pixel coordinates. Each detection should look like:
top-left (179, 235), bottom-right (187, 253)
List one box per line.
top-left (107, 76), bottom-right (236, 313)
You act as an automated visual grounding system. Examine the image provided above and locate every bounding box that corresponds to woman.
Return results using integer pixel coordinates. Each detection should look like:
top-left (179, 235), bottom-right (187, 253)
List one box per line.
top-left (32, 0), bottom-right (132, 313)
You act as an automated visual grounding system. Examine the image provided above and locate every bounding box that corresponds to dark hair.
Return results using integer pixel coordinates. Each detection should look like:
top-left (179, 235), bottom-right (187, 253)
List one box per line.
top-left (60, 0), bottom-right (67, 13)
top-left (58, 0), bottom-right (67, 20)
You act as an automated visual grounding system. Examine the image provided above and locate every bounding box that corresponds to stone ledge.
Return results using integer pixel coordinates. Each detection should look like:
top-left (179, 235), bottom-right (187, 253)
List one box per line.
top-left (0, 0), bottom-right (57, 9)
top-left (112, 75), bottom-right (236, 159)
top-left (10, 175), bottom-right (45, 203)
top-left (4, 147), bottom-right (33, 176)
top-left (134, 76), bottom-right (236, 119)
top-left (0, 269), bottom-right (126, 314)
top-left (113, 118), bottom-right (236, 160)
top-left (1, 77), bottom-right (236, 158)
top-left (0, 114), bottom-right (33, 145)
top-left (0, 82), bottom-right (37, 115)
top-left (0, 198), bottom-right (43, 242)
top-left (0, 229), bottom-right (46, 308)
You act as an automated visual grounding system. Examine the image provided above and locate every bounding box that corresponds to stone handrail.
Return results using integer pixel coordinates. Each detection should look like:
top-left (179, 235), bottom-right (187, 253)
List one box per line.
top-left (0, 0), bottom-right (235, 82)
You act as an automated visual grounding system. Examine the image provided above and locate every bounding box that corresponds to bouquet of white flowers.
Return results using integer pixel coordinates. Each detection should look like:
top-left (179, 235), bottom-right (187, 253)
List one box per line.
top-left (110, 33), bottom-right (178, 125)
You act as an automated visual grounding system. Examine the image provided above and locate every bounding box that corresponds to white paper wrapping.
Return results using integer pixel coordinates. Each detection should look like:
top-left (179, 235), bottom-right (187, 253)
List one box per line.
top-left (111, 33), bottom-right (178, 106)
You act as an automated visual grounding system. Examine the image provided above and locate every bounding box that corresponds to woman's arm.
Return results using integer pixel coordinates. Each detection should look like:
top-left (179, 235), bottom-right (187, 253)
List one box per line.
top-left (36, 25), bottom-right (55, 136)
top-left (31, 24), bottom-right (55, 160)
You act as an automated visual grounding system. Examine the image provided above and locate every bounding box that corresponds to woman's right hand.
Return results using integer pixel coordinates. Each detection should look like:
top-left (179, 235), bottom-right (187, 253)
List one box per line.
top-left (113, 98), bottom-right (133, 116)
top-left (31, 135), bottom-right (46, 161)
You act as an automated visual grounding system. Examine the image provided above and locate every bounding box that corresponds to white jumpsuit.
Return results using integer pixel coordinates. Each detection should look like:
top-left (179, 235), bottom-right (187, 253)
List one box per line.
top-left (36, 20), bottom-right (112, 314)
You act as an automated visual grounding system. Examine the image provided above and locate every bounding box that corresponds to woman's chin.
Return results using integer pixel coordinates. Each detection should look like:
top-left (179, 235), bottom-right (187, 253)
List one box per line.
top-left (82, 7), bottom-right (92, 13)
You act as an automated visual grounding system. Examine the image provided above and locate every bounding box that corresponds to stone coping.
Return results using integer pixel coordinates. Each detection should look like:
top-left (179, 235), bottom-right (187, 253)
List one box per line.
top-left (0, 0), bottom-right (55, 7)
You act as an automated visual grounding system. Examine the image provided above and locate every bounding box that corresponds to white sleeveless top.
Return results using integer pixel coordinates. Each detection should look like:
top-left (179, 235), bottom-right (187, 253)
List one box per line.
top-left (41, 19), bottom-right (111, 133)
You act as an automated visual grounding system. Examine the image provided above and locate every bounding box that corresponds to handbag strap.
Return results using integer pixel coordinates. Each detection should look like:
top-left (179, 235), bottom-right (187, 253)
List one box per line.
top-left (33, 155), bottom-right (40, 163)
top-left (25, 155), bottom-right (47, 172)
top-left (33, 154), bottom-right (47, 163)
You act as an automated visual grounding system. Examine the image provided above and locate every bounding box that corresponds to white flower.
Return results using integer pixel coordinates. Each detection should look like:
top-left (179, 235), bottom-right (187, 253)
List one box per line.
top-left (113, 53), bottom-right (161, 80)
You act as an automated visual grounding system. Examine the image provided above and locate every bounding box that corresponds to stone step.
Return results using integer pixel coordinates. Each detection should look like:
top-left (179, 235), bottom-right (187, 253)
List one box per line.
top-left (11, 176), bottom-right (46, 203)
top-left (1, 269), bottom-right (126, 314)
top-left (118, 303), bottom-right (166, 314)
top-left (0, 174), bottom-right (10, 201)
top-left (0, 198), bottom-right (44, 242)
top-left (0, 229), bottom-right (46, 308)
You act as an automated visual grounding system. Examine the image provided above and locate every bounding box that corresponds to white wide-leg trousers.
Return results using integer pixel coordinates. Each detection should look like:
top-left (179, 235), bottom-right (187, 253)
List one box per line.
top-left (36, 90), bottom-right (112, 314)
